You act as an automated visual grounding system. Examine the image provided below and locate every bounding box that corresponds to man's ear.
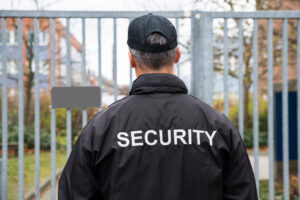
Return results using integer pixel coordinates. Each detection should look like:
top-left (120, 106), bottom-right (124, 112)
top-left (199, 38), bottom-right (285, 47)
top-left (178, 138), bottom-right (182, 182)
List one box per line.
top-left (174, 47), bottom-right (181, 64)
top-left (128, 50), bottom-right (136, 68)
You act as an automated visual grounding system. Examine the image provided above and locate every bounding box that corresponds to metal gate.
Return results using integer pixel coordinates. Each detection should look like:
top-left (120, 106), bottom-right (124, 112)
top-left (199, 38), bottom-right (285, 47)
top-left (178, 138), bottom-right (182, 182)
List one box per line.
top-left (0, 10), bottom-right (300, 200)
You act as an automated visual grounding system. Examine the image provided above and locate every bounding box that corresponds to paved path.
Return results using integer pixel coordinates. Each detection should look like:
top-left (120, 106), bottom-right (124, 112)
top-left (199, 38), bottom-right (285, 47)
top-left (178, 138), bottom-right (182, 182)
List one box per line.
top-left (248, 152), bottom-right (269, 180)
top-left (40, 179), bottom-right (59, 200)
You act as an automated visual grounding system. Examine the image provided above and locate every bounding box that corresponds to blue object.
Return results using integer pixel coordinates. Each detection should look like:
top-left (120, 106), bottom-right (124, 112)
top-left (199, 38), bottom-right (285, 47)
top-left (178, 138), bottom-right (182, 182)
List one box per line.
top-left (275, 91), bottom-right (298, 160)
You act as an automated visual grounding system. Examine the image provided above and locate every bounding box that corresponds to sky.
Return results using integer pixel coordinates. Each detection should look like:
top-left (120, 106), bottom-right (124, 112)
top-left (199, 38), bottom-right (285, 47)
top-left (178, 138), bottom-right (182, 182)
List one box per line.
top-left (0, 0), bottom-right (256, 97)
top-left (0, 0), bottom-right (256, 11)
top-left (0, 0), bottom-right (212, 11)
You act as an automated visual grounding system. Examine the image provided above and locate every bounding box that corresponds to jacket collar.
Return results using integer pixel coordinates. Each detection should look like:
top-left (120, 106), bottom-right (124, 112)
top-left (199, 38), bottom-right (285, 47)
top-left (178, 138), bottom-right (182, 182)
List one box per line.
top-left (129, 73), bottom-right (188, 95)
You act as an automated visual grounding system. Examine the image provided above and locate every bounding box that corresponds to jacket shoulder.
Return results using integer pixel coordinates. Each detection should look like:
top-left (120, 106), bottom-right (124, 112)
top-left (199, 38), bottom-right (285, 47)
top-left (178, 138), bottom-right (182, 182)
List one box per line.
top-left (187, 94), bottom-right (228, 123)
top-left (91, 95), bottom-right (134, 123)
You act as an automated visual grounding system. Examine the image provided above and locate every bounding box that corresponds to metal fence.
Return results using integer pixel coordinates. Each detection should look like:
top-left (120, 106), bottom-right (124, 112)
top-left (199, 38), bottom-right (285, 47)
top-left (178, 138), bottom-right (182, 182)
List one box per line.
top-left (192, 11), bottom-right (300, 200)
top-left (0, 10), bottom-right (299, 200)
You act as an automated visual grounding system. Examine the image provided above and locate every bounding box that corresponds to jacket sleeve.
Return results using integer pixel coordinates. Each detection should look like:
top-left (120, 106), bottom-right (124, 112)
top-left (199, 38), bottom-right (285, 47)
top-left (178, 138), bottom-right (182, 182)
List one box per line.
top-left (223, 124), bottom-right (258, 200)
top-left (58, 118), bottom-right (103, 200)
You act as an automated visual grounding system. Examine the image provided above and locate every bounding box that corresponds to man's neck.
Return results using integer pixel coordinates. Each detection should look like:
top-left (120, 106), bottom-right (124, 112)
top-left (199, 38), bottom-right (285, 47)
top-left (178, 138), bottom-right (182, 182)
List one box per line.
top-left (135, 65), bottom-right (174, 77)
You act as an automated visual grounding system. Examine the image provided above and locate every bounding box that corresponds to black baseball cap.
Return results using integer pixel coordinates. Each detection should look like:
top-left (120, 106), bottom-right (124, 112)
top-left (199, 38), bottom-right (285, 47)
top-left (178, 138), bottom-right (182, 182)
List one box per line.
top-left (127, 13), bottom-right (178, 53)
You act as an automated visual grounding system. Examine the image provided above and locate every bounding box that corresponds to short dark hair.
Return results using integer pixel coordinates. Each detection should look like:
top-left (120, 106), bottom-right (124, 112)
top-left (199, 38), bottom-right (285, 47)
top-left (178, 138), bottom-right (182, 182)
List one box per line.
top-left (130, 33), bottom-right (177, 70)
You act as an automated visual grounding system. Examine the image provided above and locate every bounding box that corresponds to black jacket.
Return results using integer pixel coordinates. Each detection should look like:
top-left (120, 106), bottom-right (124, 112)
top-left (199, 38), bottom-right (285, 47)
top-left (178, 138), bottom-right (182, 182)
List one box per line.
top-left (58, 73), bottom-right (258, 200)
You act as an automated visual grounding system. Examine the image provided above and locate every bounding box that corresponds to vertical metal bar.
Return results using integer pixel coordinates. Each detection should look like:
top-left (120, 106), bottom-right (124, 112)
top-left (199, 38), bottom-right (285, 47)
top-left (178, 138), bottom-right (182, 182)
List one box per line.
top-left (34, 17), bottom-right (40, 200)
top-left (175, 18), bottom-right (180, 77)
top-left (129, 18), bottom-right (133, 88)
top-left (191, 11), bottom-right (199, 97)
top-left (203, 13), bottom-right (213, 106)
top-left (298, 18), bottom-right (300, 200)
top-left (82, 18), bottom-right (87, 127)
top-left (267, 18), bottom-right (275, 200)
top-left (1, 17), bottom-right (8, 200)
top-left (129, 63), bottom-right (133, 88)
top-left (66, 18), bottom-right (72, 158)
top-left (252, 18), bottom-right (259, 196)
top-left (17, 17), bottom-right (24, 200)
top-left (113, 18), bottom-right (118, 101)
top-left (192, 12), bottom-right (213, 106)
top-left (282, 18), bottom-right (289, 200)
top-left (238, 19), bottom-right (244, 139)
top-left (98, 18), bottom-right (102, 111)
top-left (223, 18), bottom-right (229, 117)
top-left (50, 18), bottom-right (56, 200)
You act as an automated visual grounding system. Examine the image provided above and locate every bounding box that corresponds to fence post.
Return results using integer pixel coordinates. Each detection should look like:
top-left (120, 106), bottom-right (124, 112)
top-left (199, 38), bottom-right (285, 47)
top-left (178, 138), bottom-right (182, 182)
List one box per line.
top-left (191, 11), bottom-right (213, 106)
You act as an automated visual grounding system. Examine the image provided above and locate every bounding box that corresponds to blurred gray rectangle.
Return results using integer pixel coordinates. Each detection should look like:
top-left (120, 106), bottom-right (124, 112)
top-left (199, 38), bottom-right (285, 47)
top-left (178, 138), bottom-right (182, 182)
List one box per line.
top-left (51, 86), bottom-right (101, 108)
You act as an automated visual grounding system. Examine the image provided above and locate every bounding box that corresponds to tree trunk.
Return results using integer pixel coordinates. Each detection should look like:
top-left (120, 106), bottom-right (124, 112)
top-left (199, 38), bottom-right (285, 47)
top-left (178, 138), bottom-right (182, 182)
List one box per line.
top-left (24, 38), bottom-right (35, 129)
top-left (24, 70), bottom-right (34, 128)
top-left (243, 81), bottom-right (251, 130)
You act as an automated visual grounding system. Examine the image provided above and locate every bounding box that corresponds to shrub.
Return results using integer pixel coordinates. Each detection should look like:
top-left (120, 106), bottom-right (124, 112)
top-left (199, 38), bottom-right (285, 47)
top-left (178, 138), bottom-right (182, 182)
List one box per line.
top-left (243, 129), bottom-right (268, 148)
top-left (275, 175), bottom-right (298, 199)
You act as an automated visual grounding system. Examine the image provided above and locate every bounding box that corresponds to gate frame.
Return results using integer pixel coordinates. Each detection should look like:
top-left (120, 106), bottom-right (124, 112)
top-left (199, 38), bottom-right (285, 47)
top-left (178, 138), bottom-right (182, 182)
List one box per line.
top-left (1, 10), bottom-right (300, 200)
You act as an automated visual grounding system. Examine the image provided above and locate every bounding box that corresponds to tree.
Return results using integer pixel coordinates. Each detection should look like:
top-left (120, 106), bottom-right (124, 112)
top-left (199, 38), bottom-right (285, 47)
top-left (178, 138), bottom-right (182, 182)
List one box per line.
top-left (193, 0), bottom-right (299, 130)
top-left (192, 0), bottom-right (255, 129)
top-left (3, 0), bottom-right (59, 129)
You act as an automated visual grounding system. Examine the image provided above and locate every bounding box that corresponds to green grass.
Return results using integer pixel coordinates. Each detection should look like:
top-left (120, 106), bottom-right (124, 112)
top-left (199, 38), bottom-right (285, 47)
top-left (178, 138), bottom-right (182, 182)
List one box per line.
top-left (7, 150), bottom-right (67, 200)
top-left (260, 180), bottom-right (269, 200)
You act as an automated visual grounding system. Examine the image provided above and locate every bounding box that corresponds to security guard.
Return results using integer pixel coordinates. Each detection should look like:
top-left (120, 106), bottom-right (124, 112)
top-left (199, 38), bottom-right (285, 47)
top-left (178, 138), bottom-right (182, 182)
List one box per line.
top-left (58, 13), bottom-right (258, 200)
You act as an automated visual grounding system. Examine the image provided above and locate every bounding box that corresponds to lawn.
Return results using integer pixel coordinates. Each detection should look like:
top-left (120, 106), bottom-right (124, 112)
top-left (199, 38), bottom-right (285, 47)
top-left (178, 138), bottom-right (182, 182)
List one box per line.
top-left (7, 150), bottom-right (67, 200)
top-left (260, 180), bottom-right (270, 200)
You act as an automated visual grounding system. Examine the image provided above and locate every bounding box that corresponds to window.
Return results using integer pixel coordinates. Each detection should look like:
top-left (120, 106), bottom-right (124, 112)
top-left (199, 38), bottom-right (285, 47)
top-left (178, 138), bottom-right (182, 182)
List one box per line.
top-left (39, 31), bottom-right (48, 46)
top-left (26, 31), bottom-right (48, 46)
top-left (7, 59), bottom-right (17, 74)
top-left (9, 31), bottom-right (17, 45)
top-left (27, 31), bottom-right (34, 46)
top-left (0, 31), bottom-right (17, 45)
